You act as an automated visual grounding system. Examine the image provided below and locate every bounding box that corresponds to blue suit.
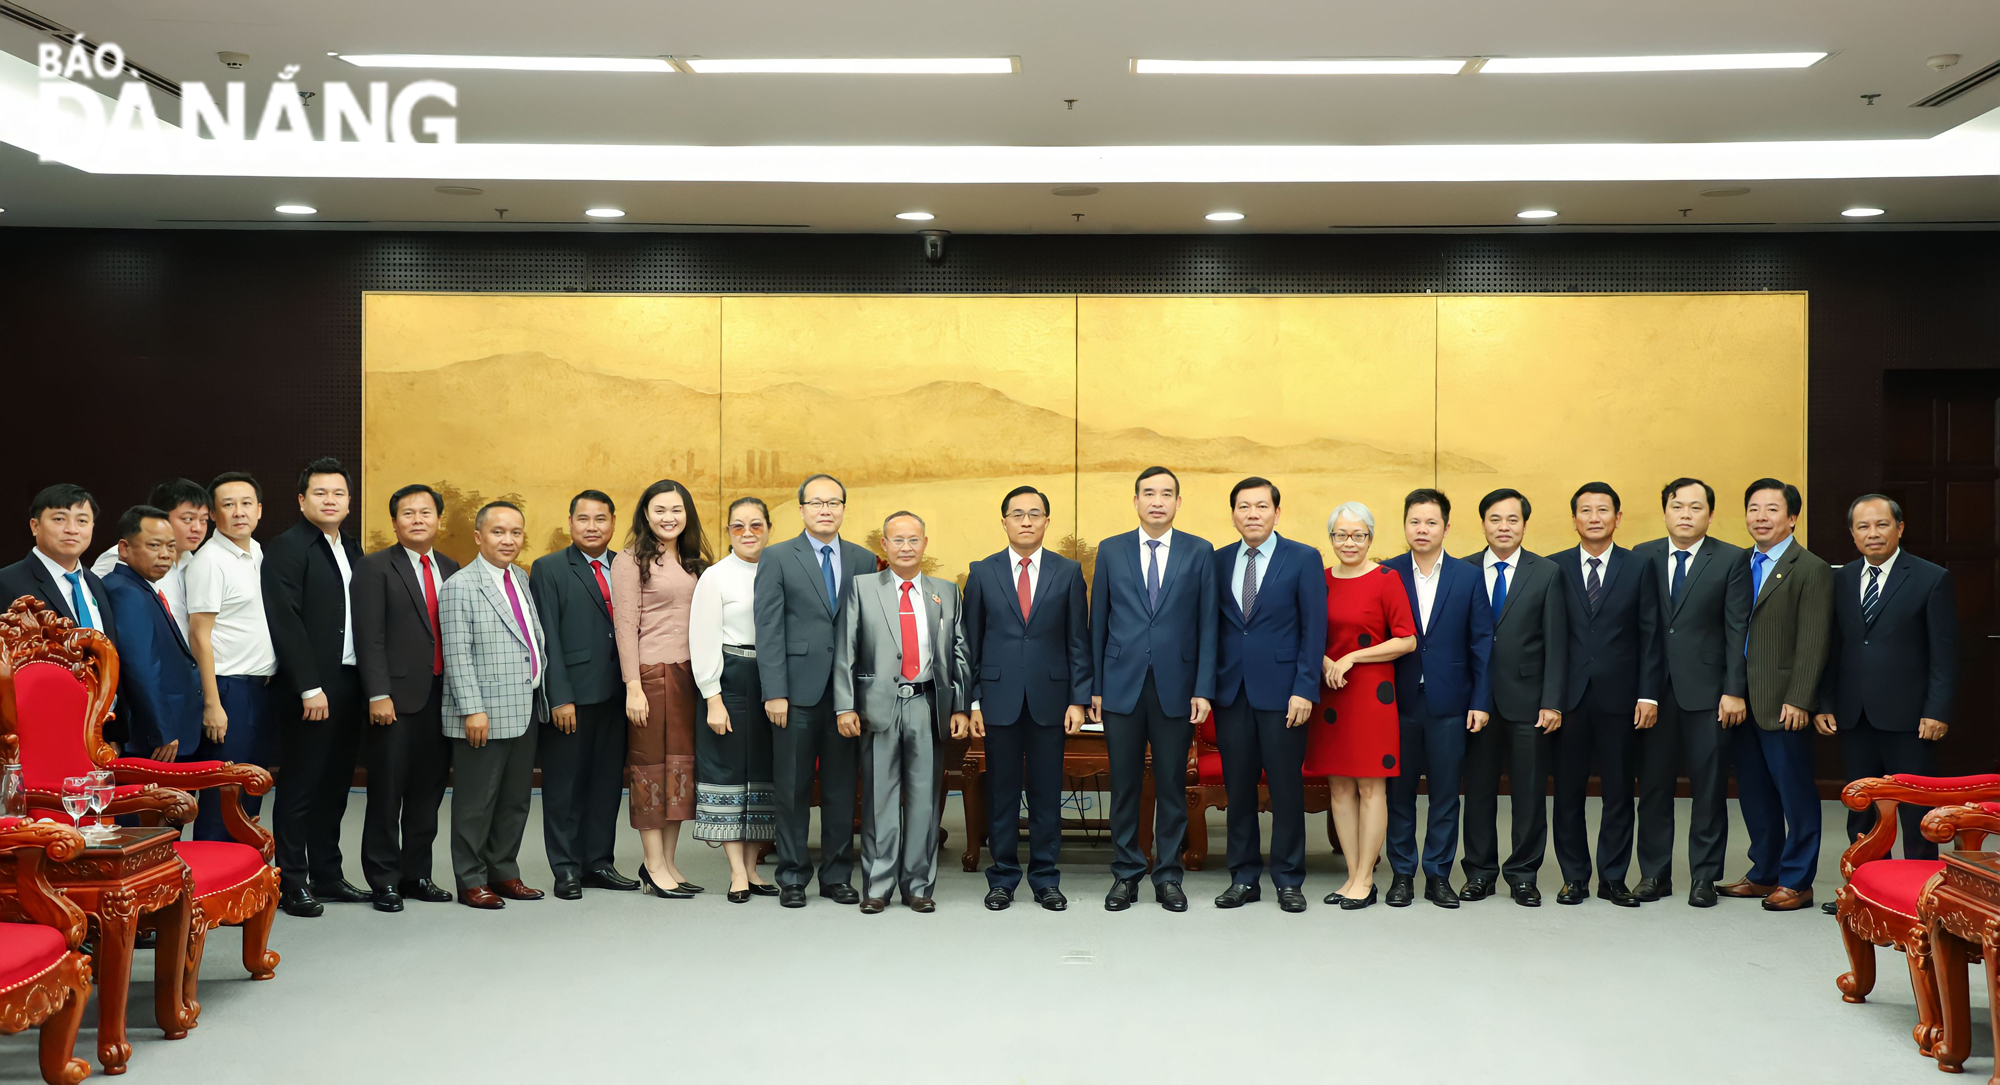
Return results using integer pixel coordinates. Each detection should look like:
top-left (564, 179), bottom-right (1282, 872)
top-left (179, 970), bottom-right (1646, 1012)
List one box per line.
top-left (1211, 534), bottom-right (1326, 888)
top-left (1090, 528), bottom-right (1217, 884)
top-left (103, 563), bottom-right (202, 754)
top-left (1381, 552), bottom-right (1493, 880)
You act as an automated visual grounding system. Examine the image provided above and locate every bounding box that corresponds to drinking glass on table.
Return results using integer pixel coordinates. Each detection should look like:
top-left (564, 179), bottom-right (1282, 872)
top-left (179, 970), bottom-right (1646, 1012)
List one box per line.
top-left (87, 770), bottom-right (116, 834)
top-left (61, 777), bottom-right (92, 837)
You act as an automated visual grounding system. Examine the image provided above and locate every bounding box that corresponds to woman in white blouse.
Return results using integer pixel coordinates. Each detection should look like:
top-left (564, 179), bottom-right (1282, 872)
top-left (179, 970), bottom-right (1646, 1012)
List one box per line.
top-left (689, 496), bottom-right (780, 903)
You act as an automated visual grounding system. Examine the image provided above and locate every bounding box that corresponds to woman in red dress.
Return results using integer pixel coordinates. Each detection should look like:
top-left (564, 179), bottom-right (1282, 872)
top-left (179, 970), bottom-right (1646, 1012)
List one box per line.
top-left (1304, 501), bottom-right (1416, 908)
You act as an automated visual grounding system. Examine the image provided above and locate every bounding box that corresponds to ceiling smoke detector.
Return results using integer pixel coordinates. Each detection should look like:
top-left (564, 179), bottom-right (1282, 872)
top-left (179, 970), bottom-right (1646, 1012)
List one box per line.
top-left (218, 51), bottom-right (248, 70)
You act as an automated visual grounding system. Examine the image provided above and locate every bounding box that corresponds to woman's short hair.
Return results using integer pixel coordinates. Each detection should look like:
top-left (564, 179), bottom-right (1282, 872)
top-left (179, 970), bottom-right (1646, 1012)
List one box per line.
top-left (1326, 501), bottom-right (1376, 535)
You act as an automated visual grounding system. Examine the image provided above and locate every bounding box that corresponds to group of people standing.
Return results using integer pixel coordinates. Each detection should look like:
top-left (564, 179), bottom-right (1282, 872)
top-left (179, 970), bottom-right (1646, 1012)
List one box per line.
top-left (0, 460), bottom-right (1956, 918)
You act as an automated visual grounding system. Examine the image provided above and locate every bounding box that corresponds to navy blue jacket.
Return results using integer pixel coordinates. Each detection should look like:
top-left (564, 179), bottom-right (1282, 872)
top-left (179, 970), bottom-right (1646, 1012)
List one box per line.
top-left (964, 548), bottom-right (1092, 728)
top-left (1090, 529), bottom-right (1218, 717)
top-left (1549, 544), bottom-right (1663, 715)
top-left (1382, 551), bottom-right (1493, 718)
top-left (1213, 534), bottom-right (1327, 711)
top-left (103, 563), bottom-right (201, 752)
top-left (1816, 551), bottom-right (1957, 730)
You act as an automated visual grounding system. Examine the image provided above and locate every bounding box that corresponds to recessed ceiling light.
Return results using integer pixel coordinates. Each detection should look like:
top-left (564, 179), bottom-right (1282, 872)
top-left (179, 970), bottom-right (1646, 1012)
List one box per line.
top-left (1842, 206), bottom-right (1886, 217)
top-left (1700, 186), bottom-right (1752, 197)
top-left (1135, 58), bottom-right (1463, 75)
top-left (1483, 52), bottom-right (1826, 74)
top-left (685, 57), bottom-right (1018, 74)
top-left (895, 211), bottom-right (935, 221)
top-left (1516, 208), bottom-right (1558, 219)
top-left (338, 54), bottom-right (673, 72)
top-left (1206, 211), bottom-right (1245, 221)
top-left (275, 204), bottom-right (317, 215)
top-left (584, 207), bottom-right (626, 218)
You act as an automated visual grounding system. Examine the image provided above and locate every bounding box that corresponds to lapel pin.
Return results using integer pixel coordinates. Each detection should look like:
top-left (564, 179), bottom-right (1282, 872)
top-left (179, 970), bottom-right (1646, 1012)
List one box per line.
top-left (1775, 573), bottom-right (1783, 580)
top-left (930, 593), bottom-right (942, 606)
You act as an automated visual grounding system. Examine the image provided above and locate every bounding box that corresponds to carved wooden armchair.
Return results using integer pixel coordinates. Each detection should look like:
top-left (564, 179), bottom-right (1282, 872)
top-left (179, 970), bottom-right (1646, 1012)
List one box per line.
top-left (1833, 773), bottom-right (2000, 1058)
top-left (0, 818), bottom-right (95, 1085)
top-left (0, 597), bottom-right (281, 1006)
top-left (1183, 714), bottom-right (1334, 871)
top-left (1914, 801), bottom-right (2000, 1076)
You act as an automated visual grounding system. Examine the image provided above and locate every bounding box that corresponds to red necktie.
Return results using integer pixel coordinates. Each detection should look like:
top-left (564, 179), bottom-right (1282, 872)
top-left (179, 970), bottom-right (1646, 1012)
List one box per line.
top-left (421, 553), bottom-right (443, 675)
top-left (1017, 557), bottom-right (1033, 621)
top-left (156, 589), bottom-right (171, 621)
top-left (899, 581), bottom-right (920, 681)
top-left (592, 558), bottom-right (614, 618)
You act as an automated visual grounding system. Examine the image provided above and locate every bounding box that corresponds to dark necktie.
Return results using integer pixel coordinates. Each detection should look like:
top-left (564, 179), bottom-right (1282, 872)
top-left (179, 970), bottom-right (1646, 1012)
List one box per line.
top-left (819, 544), bottom-right (838, 610)
top-left (1241, 546), bottom-right (1261, 617)
top-left (591, 557), bottom-right (614, 619)
top-left (899, 581), bottom-right (920, 681)
top-left (1585, 556), bottom-right (1603, 611)
top-left (1862, 564), bottom-right (1882, 625)
top-left (1017, 557), bottom-right (1032, 622)
top-left (502, 568), bottom-right (537, 680)
top-left (62, 571), bottom-right (93, 629)
top-left (1145, 539), bottom-right (1163, 612)
top-left (1491, 560), bottom-right (1508, 616)
top-left (1671, 550), bottom-right (1689, 606)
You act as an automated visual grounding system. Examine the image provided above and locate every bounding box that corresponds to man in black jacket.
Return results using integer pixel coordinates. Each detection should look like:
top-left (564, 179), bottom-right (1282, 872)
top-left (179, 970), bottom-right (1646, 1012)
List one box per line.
top-left (0, 483), bottom-right (118, 645)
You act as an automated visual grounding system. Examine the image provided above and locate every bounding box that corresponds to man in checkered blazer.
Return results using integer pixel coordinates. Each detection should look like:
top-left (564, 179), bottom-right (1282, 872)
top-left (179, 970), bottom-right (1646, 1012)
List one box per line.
top-left (440, 500), bottom-right (550, 909)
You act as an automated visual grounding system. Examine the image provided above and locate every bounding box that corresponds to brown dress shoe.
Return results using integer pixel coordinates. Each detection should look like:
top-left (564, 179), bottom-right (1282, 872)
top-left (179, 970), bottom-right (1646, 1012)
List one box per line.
top-left (1762, 887), bottom-right (1814, 912)
top-left (458, 885), bottom-right (505, 910)
top-left (859, 898), bottom-right (888, 914)
top-left (908, 897), bottom-right (936, 913)
top-left (1715, 878), bottom-right (1777, 898)
top-left (494, 879), bottom-right (545, 901)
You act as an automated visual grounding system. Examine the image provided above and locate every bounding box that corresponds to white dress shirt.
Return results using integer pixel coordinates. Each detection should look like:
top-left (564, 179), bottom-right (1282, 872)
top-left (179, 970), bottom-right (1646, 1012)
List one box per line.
top-left (92, 545), bottom-right (194, 641)
top-left (893, 572), bottom-right (933, 679)
top-left (327, 532), bottom-right (357, 667)
top-left (1137, 527), bottom-right (1174, 593)
top-left (182, 534), bottom-right (278, 677)
top-left (1576, 543), bottom-right (1615, 593)
top-left (1481, 547), bottom-right (1521, 608)
top-left (690, 552), bottom-right (760, 699)
top-left (1009, 546), bottom-right (1044, 602)
top-left (1231, 532), bottom-right (1276, 609)
top-left (1411, 552), bottom-right (1443, 632)
top-left (806, 534), bottom-right (843, 598)
top-left (1859, 547), bottom-right (1901, 603)
top-left (34, 548), bottom-right (105, 630)
top-left (1664, 536), bottom-right (1706, 594)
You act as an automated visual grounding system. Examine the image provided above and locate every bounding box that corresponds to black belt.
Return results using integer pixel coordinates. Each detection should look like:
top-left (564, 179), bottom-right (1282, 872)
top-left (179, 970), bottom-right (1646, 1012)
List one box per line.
top-left (896, 679), bottom-right (935, 699)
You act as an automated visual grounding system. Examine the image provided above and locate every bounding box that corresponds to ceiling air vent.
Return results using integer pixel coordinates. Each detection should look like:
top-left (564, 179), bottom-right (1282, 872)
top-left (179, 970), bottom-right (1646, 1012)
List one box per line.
top-left (0, 0), bottom-right (182, 97)
top-left (1911, 57), bottom-right (2000, 107)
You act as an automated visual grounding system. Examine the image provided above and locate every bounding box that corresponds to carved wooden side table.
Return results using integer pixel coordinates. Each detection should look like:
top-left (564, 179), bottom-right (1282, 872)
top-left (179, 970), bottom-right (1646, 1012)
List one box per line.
top-left (958, 732), bottom-right (1154, 873)
top-left (1922, 850), bottom-right (2000, 1079)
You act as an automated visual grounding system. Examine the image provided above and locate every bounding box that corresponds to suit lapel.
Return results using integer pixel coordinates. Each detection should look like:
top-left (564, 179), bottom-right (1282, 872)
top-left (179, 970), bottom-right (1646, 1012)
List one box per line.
top-left (1025, 554), bottom-right (1056, 628)
top-left (1595, 545), bottom-right (1629, 616)
top-left (1252, 540), bottom-right (1287, 621)
top-left (477, 563), bottom-right (529, 651)
top-left (1150, 533), bottom-right (1185, 615)
top-left (567, 547), bottom-right (613, 622)
top-left (1864, 558), bottom-right (1907, 628)
top-left (1395, 557), bottom-right (1426, 636)
top-left (1219, 543), bottom-right (1246, 626)
top-left (28, 557), bottom-right (75, 622)
top-left (1751, 544), bottom-right (1799, 614)
top-left (1669, 543), bottom-right (1714, 620)
top-left (391, 549), bottom-right (430, 624)
top-left (871, 572), bottom-right (901, 650)
top-left (1493, 551), bottom-right (1528, 628)
top-left (788, 536), bottom-right (836, 616)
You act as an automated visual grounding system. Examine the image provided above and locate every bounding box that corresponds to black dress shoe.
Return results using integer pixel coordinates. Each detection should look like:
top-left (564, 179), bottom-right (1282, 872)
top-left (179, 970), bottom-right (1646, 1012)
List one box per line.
top-left (1338, 886), bottom-right (1378, 911)
top-left (134, 929), bottom-right (158, 951)
top-left (1511, 883), bottom-right (1542, 907)
top-left (747, 882), bottom-right (780, 897)
top-left (1385, 874), bottom-right (1416, 908)
top-left (1276, 887), bottom-right (1308, 913)
top-left (727, 889), bottom-right (751, 904)
top-left (1821, 899), bottom-right (1839, 915)
top-left (1635, 877), bottom-right (1673, 902)
top-left (280, 886), bottom-right (323, 918)
top-left (1687, 880), bottom-right (1718, 908)
top-left (553, 875), bottom-right (582, 901)
top-left (1557, 882), bottom-right (1589, 906)
top-left (639, 867), bottom-right (694, 899)
top-left (582, 867), bottom-right (640, 892)
top-left (1105, 878), bottom-right (1140, 911)
top-left (312, 878), bottom-right (370, 903)
top-left (372, 887), bottom-right (404, 913)
top-left (819, 883), bottom-right (860, 906)
top-left (1459, 876), bottom-right (1495, 902)
top-left (677, 881), bottom-right (707, 894)
top-left (984, 887), bottom-right (1013, 911)
top-left (779, 885), bottom-right (807, 908)
top-left (1215, 883), bottom-right (1261, 909)
top-left (1424, 876), bottom-right (1460, 909)
top-left (398, 878), bottom-right (454, 903)
top-left (1034, 887), bottom-right (1068, 911)
top-left (1599, 880), bottom-right (1641, 908)
top-left (1156, 882), bottom-right (1188, 912)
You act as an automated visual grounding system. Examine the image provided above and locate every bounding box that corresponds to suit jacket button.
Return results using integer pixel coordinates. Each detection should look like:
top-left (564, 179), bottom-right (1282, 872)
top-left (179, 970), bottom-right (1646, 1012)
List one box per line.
top-left (1668, 628), bottom-right (1675, 634)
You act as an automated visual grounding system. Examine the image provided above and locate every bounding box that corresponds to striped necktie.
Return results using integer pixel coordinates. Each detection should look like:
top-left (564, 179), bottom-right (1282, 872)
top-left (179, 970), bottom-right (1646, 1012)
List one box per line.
top-left (1861, 564), bottom-right (1882, 625)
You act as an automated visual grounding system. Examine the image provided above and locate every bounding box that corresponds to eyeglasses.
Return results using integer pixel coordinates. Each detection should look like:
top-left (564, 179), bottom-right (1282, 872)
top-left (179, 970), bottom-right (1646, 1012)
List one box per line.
top-left (886, 537), bottom-right (924, 548)
top-left (1330, 532), bottom-right (1372, 544)
top-left (1004, 510), bottom-right (1047, 523)
top-left (727, 522), bottom-right (768, 535)
top-left (801, 499), bottom-right (845, 511)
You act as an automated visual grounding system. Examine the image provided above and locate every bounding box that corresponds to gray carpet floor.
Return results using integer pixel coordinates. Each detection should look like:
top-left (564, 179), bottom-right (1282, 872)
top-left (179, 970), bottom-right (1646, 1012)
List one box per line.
top-left (0, 793), bottom-right (1973, 1084)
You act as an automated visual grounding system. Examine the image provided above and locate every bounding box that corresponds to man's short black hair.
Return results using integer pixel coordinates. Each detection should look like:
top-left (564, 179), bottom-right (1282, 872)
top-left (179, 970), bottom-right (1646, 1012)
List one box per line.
top-left (1403, 488), bottom-right (1451, 523)
top-left (1478, 488), bottom-right (1531, 522)
top-left (797, 474), bottom-right (846, 504)
top-left (117, 504), bottom-right (171, 541)
top-left (1135, 466), bottom-right (1180, 495)
top-left (28, 484), bottom-right (98, 521)
top-left (1570, 481), bottom-right (1621, 514)
top-left (1660, 477), bottom-right (1716, 510)
top-left (209, 471), bottom-right (262, 503)
top-left (297, 456), bottom-right (353, 496)
top-left (474, 500), bottom-right (522, 530)
top-left (569, 489), bottom-right (616, 516)
top-left (1229, 477), bottom-right (1280, 508)
top-left (1744, 478), bottom-right (1803, 517)
top-left (389, 484), bottom-right (443, 519)
top-left (147, 478), bottom-right (209, 512)
top-left (1847, 493), bottom-right (1904, 526)
top-left (1000, 485), bottom-right (1050, 518)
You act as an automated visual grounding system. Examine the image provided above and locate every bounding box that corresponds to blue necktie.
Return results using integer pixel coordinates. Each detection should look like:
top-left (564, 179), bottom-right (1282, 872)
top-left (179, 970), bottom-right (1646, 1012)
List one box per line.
top-left (1671, 550), bottom-right (1689, 606)
top-left (1745, 551), bottom-right (1768, 658)
top-left (818, 544), bottom-right (838, 611)
top-left (1490, 560), bottom-right (1508, 617)
top-left (1145, 539), bottom-right (1163, 612)
top-left (63, 571), bottom-right (93, 629)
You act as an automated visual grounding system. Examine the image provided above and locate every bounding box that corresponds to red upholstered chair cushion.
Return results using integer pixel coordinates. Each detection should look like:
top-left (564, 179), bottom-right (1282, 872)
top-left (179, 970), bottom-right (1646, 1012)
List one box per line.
top-left (1197, 748), bottom-right (1223, 785)
top-left (0, 924), bottom-right (68, 994)
top-left (1197, 714), bottom-right (1218, 747)
top-left (174, 840), bottom-right (267, 899)
top-left (1850, 858), bottom-right (1947, 917)
top-left (1889, 774), bottom-right (2000, 791)
top-left (12, 661), bottom-right (99, 788)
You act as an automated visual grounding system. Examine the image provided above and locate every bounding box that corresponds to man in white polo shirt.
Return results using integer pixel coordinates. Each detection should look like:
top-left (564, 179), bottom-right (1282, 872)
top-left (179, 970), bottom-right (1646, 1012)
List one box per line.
top-left (91, 478), bottom-right (210, 642)
top-left (183, 472), bottom-right (279, 844)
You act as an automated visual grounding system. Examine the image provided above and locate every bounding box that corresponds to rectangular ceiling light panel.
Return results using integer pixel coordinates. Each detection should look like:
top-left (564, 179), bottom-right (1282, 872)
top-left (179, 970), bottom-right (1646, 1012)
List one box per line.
top-left (1133, 58), bottom-right (1464, 75)
top-left (337, 54), bottom-right (674, 72)
top-left (1482, 52), bottom-right (1827, 73)
top-left (682, 57), bottom-right (1019, 74)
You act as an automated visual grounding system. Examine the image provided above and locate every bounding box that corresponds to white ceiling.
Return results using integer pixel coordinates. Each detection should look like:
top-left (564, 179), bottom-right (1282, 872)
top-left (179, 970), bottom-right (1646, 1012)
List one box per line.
top-left (3, 0), bottom-right (1999, 231)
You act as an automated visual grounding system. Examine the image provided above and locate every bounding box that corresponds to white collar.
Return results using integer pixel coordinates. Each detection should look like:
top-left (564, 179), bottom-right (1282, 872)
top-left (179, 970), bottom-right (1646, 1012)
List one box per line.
top-left (1006, 547), bottom-right (1044, 567)
top-left (32, 547), bottom-right (82, 578)
top-left (1483, 547), bottom-right (1521, 569)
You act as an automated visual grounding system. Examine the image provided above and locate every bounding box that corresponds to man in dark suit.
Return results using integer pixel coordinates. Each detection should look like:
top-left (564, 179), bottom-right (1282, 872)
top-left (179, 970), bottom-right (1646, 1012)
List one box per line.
top-left (262, 456), bottom-right (370, 917)
top-left (1382, 488), bottom-right (1492, 909)
top-left (1209, 477), bottom-right (1325, 913)
top-left (529, 489), bottom-right (639, 900)
top-left (1090, 465), bottom-right (1217, 913)
top-left (1721, 478), bottom-right (1833, 913)
top-left (353, 484), bottom-right (462, 912)
top-left (102, 506), bottom-right (200, 762)
top-left (1549, 482), bottom-right (1662, 907)
top-left (1459, 488), bottom-right (1566, 907)
top-left (963, 485), bottom-right (1091, 913)
top-left (753, 473), bottom-right (877, 909)
top-left (1816, 494), bottom-right (1957, 871)
top-left (1632, 478), bottom-right (1749, 908)
top-left (0, 483), bottom-right (118, 646)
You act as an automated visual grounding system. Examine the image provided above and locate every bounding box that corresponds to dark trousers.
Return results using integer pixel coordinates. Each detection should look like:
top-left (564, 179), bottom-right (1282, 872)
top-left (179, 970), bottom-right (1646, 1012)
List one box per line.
top-left (1386, 705), bottom-right (1467, 878)
top-left (1841, 715), bottom-right (1937, 861)
top-left (1552, 706), bottom-right (1638, 885)
top-left (983, 715), bottom-right (1066, 892)
top-left (1105, 672), bottom-right (1194, 885)
top-left (192, 674), bottom-right (277, 842)
top-left (1213, 697), bottom-right (1308, 888)
top-left (771, 696), bottom-right (859, 889)
top-left (1460, 714), bottom-right (1554, 887)
top-left (540, 698), bottom-right (628, 877)
top-left (449, 727), bottom-right (538, 890)
top-left (1732, 718), bottom-right (1821, 890)
top-left (1635, 689), bottom-right (1729, 883)
top-left (274, 665), bottom-right (364, 891)
top-left (359, 676), bottom-right (450, 889)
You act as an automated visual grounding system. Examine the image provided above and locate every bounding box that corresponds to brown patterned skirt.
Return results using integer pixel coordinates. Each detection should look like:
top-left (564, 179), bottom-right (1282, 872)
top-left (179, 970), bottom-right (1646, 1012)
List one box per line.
top-left (631, 660), bottom-right (697, 829)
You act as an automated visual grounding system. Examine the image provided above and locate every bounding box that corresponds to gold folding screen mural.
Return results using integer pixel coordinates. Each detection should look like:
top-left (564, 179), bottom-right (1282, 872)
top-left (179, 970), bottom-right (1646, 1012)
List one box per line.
top-left (363, 292), bottom-right (1805, 574)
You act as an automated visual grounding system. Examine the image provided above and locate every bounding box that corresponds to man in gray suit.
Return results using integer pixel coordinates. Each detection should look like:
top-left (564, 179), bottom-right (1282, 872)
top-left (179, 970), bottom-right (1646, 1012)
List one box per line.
top-left (834, 511), bottom-right (970, 913)
top-left (439, 501), bottom-right (550, 910)
top-left (755, 474), bottom-right (878, 909)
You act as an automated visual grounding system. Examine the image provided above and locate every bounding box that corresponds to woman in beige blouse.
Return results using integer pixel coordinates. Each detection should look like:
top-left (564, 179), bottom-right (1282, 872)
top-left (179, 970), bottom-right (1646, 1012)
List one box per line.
top-left (613, 478), bottom-right (711, 898)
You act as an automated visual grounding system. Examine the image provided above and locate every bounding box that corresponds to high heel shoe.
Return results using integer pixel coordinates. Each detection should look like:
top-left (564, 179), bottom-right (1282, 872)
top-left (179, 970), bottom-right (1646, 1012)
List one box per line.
top-left (677, 881), bottom-right (706, 894)
top-left (746, 882), bottom-right (780, 897)
top-left (727, 888), bottom-right (751, 904)
top-left (1338, 886), bottom-right (1379, 911)
top-left (639, 867), bottom-right (694, 899)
